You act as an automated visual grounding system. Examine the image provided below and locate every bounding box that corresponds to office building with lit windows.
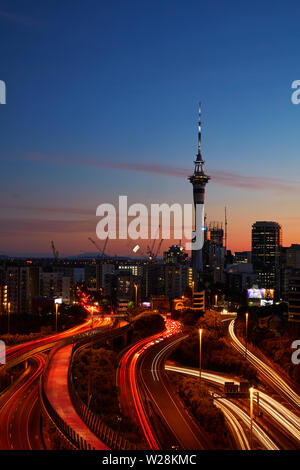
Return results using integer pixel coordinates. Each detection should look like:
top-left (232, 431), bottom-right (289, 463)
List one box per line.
top-left (251, 221), bottom-right (282, 296)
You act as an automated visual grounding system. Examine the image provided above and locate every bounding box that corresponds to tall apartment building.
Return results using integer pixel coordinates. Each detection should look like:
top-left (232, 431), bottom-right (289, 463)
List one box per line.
top-left (163, 245), bottom-right (188, 264)
top-left (251, 221), bottom-right (282, 295)
top-left (115, 270), bottom-right (138, 312)
top-left (6, 266), bottom-right (40, 314)
top-left (96, 261), bottom-right (115, 291)
top-left (203, 222), bottom-right (226, 283)
top-left (40, 272), bottom-right (73, 304)
top-left (288, 271), bottom-right (300, 323)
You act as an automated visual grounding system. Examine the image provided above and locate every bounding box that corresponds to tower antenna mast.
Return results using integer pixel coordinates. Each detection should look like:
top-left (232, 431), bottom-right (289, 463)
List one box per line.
top-left (224, 206), bottom-right (228, 248)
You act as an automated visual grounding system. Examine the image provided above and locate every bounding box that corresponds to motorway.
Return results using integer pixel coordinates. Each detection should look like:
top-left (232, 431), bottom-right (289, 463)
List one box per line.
top-left (119, 320), bottom-right (212, 450)
top-left (166, 364), bottom-right (300, 450)
top-left (0, 291), bottom-right (113, 450)
top-left (228, 320), bottom-right (300, 411)
top-left (2, 305), bottom-right (299, 451)
top-left (0, 353), bottom-right (46, 450)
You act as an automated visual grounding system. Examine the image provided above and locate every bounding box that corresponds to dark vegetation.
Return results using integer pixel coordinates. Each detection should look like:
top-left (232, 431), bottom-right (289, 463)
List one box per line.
top-left (172, 310), bottom-right (257, 383)
top-left (0, 305), bottom-right (86, 340)
top-left (131, 312), bottom-right (165, 341)
top-left (236, 310), bottom-right (300, 385)
top-left (72, 345), bottom-right (145, 446)
top-left (71, 312), bottom-right (165, 446)
top-left (168, 372), bottom-right (232, 449)
top-left (0, 363), bottom-right (25, 393)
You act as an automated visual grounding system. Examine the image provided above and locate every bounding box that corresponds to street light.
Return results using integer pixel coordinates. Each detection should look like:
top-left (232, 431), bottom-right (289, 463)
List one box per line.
top-left (249, 386), bottom-right (254, 450)
top-left (55, 303), bottom-right (59, 333)
top-left (245, 312), bottom-right (249, 359)
top-left (199, 328), bottom-right (203, 393)
top-left (7, 302), bottom-right (10, 335)
top-left (134, 283), bottom-right (138, 307)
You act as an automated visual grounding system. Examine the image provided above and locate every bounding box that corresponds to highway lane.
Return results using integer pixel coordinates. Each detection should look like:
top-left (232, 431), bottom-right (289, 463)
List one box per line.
top-left (213, 399), bottom-right (250, 450)
top-left (3, 317), bottom-right (97, 369)
top-left (0, 353), bottom-right (46, 450)
top-left (2, 288), bottom-right (109, 370)
top-left (119, 320), bottom-right (184, 449)
top-left (139, 334), bottom-right (211, 450)
top-left (118, 320), bottom-right (213, 450)
top-left (0, 316), bottom-right (111, 450)
top-left (228, 320), bottom-right (300, 411)
top-left (166, 364), bottom-right (299, 450)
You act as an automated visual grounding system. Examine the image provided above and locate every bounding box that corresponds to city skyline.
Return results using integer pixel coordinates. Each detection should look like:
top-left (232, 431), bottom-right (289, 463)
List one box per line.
top-left (1, 1), bottom-right (300, 256)
top-left (1, 2), bottom-right (300, 456)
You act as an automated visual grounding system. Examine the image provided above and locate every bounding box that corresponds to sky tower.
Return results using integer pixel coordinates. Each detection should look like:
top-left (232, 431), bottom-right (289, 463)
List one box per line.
top-left (188, 103), bottom-right (210, 284)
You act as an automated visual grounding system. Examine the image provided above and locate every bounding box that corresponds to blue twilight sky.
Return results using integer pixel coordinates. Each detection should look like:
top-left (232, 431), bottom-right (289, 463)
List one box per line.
top-left (0, 0), bottom-right (300, 256)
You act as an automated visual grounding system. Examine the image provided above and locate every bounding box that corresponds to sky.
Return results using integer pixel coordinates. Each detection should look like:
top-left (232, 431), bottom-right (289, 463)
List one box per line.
top-left (0, 0), bottom-right (300, 257)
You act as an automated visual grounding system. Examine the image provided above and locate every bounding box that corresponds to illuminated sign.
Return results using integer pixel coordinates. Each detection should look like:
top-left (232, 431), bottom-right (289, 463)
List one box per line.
top-left (247, 289), bottom-right (264, 299)
top-left (54, 298), bottom-right (62, 304)
top-left (247, 288), bottom-right (274, 300)
top-left (261, 299), bottom-right (273, 307)
top-left (142, 301), bottom-right (151, 308)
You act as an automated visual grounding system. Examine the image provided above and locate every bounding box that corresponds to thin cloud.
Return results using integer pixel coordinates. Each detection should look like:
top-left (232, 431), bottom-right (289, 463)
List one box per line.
top-left (0, 10), bottom-right (40, 27)
top-left (0, 203), bottom-right (93, 217)
top-left (2, 153), bottom-right (300, 193)
top-left (0, 217), bottom-right (94, 235)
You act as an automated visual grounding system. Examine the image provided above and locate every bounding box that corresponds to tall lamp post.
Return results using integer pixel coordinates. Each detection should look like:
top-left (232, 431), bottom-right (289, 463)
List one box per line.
top-left (199, 328), bottom-right (203, 392)
top-left (134, 283), bottom-right (138, 307)
top-left (245, 312), bottom-right (249, 359)
top-left (55, 303), bottom-right (59, 333)
top-left (7, 302), bottom-right (11, 335)
top-left (249, 386), bottom-right (254, 450)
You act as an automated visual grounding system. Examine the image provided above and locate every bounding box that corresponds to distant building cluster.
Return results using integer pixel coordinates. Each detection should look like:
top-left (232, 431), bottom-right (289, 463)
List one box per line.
top-left (1, 219), bottom-right (300, 323)
top-left (0, 261), bottom-right (80, 315)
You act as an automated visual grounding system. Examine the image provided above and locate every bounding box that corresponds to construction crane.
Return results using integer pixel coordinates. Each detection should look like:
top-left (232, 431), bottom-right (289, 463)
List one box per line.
top-left (147, 225), bottom-right (161, 261)
top-left (88, 237), bottom-right (108, 259)
top-left (50, 240), bottom-right (59, 263)
top-left (154, 239), bottom-right (164, 259)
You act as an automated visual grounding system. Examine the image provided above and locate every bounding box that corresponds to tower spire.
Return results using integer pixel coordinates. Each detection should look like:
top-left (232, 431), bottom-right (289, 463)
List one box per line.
top-left (197, 101), bottom-right (203, 162)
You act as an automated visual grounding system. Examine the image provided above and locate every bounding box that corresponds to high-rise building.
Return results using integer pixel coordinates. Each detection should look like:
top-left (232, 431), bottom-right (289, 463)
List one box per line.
top-left (6, 266), bottom-right (40, 314)
top-left (251, 221), bottom-right (282, 295)
top-left (203, 222), bottom-right (226, 283)
top-left (115, 270), bottom-right (138, 312)
top-left (280, 244), bottom-right (300, 301)
top-left (288, 271), bottom-right (300, 323)
top-left (40, 272), bottom-right (74, 304)
top-left (286, 244), bottom-right (300, 269)
top-left (188, 103), bottom-right (210, 286)
top-left (234, 251), bottom-right (252, 264)
top-left (163, 245), bottom-right (188, 264)
top-left (164, 264), bottom-right (192, 300)
top-left (96, 261), bottom-right (115, 291)
top-left (141, 262), bottom-right (192, 301)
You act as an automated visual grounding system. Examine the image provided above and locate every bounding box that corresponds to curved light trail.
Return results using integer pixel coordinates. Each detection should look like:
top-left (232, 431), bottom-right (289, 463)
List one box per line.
top-left (228, 320), bottom-right (300, 410)
top-left (119, 320), bottom-right (182, 450)
top-left (166, 364), bottom-right (299, 448)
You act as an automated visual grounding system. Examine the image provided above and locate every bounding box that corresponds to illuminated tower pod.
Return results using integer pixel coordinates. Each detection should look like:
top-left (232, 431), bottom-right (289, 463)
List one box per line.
top-left (188, 103), bottom-right (210, 285)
